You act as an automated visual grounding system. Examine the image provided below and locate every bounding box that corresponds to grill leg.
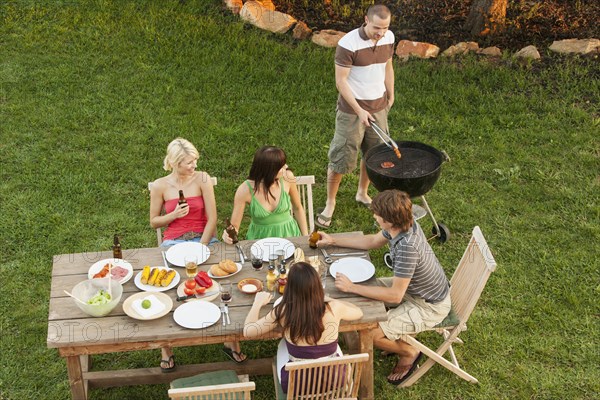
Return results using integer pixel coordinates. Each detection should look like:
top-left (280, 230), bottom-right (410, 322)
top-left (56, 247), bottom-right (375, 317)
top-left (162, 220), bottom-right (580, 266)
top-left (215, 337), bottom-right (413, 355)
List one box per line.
top-left (420, 195), bottom-right (440, 238)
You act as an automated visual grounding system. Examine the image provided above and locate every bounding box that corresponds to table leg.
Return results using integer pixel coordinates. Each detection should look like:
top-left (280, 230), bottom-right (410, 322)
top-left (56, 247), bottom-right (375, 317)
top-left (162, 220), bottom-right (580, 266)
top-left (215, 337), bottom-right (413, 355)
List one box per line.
top-left (358, 328), bottom-right (375, 400)
top-left (66, 355), bottom-right (87, 400)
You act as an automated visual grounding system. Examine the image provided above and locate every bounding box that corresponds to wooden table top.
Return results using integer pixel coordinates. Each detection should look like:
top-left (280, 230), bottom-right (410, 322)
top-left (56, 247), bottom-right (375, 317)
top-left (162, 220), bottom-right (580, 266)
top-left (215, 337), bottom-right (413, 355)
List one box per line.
top-left (48, 232), bottom-right (387, 355)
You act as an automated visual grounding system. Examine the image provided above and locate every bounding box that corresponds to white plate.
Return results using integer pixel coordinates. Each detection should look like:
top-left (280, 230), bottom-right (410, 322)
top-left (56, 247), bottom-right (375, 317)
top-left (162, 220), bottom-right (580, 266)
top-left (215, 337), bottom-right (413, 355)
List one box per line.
top-left (88, 258), bottom-right (134, 284)
top-left (134, 267), bottom-right (180, 292)
top-left (329, 257), bottom-right (375, 283)
top-left (251, 238), bottom-right (296, 262)
top-left (165, 242), bottom-right (210, 267)
top-left (176, 280), bottom-right (220, 302)
top-left (173, 300), bottom-right (221, 329)
top-left (123, 292), bottom-right (173, 320)
top-left (207, 262), bottom-right (242, 279)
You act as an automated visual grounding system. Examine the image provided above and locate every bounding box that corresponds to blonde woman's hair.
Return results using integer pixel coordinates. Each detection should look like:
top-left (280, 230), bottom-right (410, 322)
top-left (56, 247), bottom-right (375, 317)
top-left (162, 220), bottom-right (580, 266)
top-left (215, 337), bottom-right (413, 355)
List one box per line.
top-left (163, 138), bottom-right (199, 171)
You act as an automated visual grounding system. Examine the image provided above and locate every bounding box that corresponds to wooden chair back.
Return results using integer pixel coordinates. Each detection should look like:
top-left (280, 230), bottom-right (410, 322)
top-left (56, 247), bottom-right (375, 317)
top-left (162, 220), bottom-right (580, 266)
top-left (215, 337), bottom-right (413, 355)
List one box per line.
top-left (148, 176), bottom-right (217, 246)
top-left (284, 353), bottom-right (369, 400)
top-left (449, 226), bottom-right (497, 326)
top-left (168, 381), bottom-right (255, 400)
top-left (294, 175), bottom-right (315, 232)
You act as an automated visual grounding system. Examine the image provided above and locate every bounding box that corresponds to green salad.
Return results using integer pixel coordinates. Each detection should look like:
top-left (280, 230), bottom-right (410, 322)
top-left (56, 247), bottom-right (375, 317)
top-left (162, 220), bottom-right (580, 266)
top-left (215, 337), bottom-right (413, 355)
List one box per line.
top-left (87, 290), bottom-right (112, 305)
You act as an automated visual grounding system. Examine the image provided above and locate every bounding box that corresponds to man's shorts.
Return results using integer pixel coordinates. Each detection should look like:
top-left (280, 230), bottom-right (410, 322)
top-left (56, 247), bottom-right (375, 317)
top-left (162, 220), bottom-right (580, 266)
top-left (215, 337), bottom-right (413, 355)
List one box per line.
top-left (376, 278), bottom-right (452, 340)
top-left (328, 108), bottom-right (389, 174)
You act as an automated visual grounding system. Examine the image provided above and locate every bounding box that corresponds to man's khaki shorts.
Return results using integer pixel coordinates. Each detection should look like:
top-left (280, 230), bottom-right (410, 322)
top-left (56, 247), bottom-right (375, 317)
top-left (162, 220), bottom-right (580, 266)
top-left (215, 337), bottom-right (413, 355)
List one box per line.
top-left (376, 278), bottom-right (452, 340)
top-left (328, 108), bottom-right (389, 174)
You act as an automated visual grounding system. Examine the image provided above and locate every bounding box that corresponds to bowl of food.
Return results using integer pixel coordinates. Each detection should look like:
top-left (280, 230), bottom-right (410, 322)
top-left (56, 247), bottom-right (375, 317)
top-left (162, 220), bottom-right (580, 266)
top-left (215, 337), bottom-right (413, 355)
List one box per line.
top-left (237, 278), bottom-right (263, 294)
top-left (71, 278), bottom-right (123, 317)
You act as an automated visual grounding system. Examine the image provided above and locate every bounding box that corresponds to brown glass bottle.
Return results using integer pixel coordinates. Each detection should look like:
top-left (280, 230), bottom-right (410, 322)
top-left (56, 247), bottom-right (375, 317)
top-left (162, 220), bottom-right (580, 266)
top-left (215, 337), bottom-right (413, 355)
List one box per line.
top-left (178, 190), bottom-right (187, 206)
top-left (112, 234), bottom-right (122, 259)
top-left (308, 229), bottom-right (320, 249)
top-left (225, 218), bottom-right (238, 244)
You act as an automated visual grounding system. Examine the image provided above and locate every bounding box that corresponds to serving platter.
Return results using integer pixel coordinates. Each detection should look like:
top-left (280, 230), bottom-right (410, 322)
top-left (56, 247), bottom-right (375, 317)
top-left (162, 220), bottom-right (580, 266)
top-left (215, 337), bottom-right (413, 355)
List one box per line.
top-left (176, 281), bottom-right (220, 302)
top-left (88, 258), bottom-right (133, 284)
top-left (133, 267), bottom-right (180, 292)
top-left (123, 292), bottom-right (172, 320)
top-left (207, 262), bottom-right (242, 279)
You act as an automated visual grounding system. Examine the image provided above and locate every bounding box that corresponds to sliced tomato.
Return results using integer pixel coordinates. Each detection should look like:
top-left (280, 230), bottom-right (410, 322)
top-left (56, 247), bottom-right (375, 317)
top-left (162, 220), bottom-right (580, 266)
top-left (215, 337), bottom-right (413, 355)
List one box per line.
top-left (183, 287), bottom-right (195, 296)
top-left (195, 286), bottom-right (206, 295)
top-left (185, 279), bottom-right (197, 290)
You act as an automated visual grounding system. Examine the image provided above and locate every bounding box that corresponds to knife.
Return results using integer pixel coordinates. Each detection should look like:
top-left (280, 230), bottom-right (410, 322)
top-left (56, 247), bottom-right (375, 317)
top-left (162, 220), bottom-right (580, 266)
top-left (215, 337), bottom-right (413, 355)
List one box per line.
top-left (176, 294), bottom-right (197, 302)
top-left (224, 303), bottom-right (231, 325)
top-left (235, 244), bottom-right (245, 264)
top-left (328, 252), bottom-right (367, 257)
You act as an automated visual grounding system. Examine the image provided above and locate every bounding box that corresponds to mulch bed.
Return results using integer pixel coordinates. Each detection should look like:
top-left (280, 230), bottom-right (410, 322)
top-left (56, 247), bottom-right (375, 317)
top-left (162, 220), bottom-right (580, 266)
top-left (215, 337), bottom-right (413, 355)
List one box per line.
top-left (272, 0), bottom-right (600, 51)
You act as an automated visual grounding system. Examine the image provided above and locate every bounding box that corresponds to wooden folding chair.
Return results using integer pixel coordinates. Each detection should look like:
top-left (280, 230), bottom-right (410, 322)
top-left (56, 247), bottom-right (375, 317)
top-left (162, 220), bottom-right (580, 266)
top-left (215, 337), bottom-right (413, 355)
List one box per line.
top-left (399, 226), bottom-right (497, 387)
top-left (168, 370), bottom-right (255, 399)
top-left (148, 176), bottom-right (217, 246)
top-left (273, 353), bottom-right (369, 400)
top-left (294, 175), bottom-right (315, 232)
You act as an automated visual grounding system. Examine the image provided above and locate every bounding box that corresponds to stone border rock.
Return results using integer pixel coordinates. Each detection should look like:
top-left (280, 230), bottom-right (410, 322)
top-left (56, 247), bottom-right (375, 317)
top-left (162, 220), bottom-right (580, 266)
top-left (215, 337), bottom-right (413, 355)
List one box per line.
top-left (224, 1), bottom-right (599, 61)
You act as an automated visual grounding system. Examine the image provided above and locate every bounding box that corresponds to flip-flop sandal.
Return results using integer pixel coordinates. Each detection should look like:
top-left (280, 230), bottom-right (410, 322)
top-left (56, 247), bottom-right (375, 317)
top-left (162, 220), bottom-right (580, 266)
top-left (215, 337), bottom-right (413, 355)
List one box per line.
top-left (160, 355), bottom-right (176, 373)
top-left (387, 352), bottom-right (422, 385)
top-left (315, 213), bottom-right (332, 229)
top-left (222, 346), bottom-right (247, 363)
top-left (355, 199), bottom-right (372, 208)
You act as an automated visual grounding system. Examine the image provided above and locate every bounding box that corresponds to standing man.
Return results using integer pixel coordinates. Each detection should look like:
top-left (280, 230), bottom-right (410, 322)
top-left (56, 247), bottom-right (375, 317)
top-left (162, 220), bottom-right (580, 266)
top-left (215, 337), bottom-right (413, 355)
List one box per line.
top-left (316, 4), bottom-right (395, 229)
top-left (317, 190), bottom-right (451, 384)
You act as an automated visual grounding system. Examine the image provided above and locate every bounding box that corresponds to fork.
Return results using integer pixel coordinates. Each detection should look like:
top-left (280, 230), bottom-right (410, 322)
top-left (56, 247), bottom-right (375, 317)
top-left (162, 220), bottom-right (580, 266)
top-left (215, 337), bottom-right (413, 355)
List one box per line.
top-left (220, 303), bottom-right (226, 326)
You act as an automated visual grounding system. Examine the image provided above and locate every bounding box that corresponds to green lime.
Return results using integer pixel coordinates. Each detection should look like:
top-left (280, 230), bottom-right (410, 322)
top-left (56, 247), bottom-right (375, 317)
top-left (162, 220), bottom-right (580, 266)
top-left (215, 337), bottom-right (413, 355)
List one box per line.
top-left (141, 299), bottom-right (151, 309)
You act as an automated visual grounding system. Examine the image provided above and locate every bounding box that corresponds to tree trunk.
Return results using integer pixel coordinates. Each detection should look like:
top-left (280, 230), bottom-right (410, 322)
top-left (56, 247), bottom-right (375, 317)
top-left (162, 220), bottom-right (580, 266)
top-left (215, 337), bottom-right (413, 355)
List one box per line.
top-left (464, 0), bottom-right (508, 36)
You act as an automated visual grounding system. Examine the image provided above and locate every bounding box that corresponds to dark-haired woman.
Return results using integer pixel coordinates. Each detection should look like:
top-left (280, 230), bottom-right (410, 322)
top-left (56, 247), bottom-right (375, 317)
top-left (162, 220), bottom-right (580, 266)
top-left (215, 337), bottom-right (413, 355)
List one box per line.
top-left (243, 262), bottom-right (363, 393)
top-left (222, 146), bottom-right (308, 243)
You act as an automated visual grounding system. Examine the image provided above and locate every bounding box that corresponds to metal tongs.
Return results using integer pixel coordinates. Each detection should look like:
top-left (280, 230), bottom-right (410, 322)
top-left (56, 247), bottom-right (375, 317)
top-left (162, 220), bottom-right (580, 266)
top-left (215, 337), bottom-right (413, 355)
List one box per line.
top-left (370, 121), bottom-right (401, 159)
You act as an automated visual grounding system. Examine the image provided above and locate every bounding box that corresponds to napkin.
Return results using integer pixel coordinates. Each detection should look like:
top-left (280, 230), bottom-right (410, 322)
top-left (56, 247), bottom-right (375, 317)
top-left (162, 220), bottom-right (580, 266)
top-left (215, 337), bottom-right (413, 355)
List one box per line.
top-left (132, 294), bottom-right (165, 318)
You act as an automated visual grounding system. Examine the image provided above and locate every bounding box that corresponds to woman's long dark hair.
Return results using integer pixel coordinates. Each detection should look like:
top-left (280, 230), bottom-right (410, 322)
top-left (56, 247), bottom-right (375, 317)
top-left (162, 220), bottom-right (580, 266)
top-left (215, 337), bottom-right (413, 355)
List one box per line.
top-left (248, 146), bottom-right (286, 202)
top-left (274, 262), bottom-right (330, 345)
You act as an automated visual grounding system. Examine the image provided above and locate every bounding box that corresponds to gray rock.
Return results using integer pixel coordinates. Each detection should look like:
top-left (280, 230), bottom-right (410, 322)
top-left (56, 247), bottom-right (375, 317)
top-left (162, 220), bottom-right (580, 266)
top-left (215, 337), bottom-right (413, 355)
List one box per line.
top-left (549, 38), bottom-right (600, 55)
top-left (514, 45), bottom-right (541, 60)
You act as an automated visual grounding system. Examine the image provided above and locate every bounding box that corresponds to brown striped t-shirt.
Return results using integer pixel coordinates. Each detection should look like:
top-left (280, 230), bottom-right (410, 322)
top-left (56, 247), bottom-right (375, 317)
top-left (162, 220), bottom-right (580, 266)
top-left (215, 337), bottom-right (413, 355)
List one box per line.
top-left (335, 25), bottom-right (395, 114)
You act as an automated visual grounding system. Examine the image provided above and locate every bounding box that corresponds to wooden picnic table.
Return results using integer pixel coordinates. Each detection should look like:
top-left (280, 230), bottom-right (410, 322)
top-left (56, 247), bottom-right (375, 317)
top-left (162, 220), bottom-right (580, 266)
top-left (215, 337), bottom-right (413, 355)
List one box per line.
top-left (47, 232), bottom-right (387, 399)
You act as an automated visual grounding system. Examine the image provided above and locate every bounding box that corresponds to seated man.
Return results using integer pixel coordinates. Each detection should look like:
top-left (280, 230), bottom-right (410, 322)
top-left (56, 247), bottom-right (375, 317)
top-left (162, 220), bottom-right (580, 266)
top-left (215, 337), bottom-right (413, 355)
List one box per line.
top-left (317, 189), bottom-right (451, 385)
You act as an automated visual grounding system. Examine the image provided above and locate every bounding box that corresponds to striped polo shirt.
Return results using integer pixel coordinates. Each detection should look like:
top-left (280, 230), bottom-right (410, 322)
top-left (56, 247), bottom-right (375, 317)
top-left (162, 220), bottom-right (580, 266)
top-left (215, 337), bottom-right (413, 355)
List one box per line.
top-left (335, 25), bottom-right (395, 114)
top-left (383, 222), bottom-right (450, 303)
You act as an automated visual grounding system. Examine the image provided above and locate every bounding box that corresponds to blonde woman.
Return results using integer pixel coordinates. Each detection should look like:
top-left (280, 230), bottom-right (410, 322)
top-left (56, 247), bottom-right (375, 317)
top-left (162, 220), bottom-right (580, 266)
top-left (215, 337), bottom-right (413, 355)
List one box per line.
top-left (149, 138), bottom-right (245, 369)
top-left (150, 137), bottom-right (217, 246)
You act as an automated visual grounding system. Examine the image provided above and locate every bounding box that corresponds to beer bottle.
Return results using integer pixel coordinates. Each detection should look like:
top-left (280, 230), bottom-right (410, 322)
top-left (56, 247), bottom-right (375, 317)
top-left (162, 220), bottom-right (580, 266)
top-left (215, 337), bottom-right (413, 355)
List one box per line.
top-left (308, 229), bottom-right (320, 249)
top-left (112, 234), bottom-right (122, 259)
top-left (225, 218), bottom-right (238, 244)
top-left (178, 190), bottom-right (187, 206)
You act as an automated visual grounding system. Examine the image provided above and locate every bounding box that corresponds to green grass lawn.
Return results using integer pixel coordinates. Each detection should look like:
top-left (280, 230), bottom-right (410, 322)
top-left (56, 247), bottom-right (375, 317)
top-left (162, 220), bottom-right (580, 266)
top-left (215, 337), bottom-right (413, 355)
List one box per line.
top-left (1, 1), bottom-right (598, 399)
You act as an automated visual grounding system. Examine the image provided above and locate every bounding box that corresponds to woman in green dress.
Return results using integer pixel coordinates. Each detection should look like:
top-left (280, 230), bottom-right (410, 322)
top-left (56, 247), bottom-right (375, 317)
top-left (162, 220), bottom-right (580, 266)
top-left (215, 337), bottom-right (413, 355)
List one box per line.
top-left (222, 146), bottom-right (308, 243)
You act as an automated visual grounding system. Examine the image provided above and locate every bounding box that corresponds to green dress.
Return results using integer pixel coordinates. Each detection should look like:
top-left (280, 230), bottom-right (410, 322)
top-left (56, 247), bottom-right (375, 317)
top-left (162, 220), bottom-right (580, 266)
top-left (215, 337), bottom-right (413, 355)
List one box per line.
top-left (245, 179), bottom-right (301, 240)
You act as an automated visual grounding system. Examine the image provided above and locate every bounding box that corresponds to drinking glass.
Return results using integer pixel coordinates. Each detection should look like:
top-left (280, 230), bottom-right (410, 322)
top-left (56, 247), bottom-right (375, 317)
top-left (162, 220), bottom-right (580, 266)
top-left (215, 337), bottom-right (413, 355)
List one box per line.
top-left (220, 280), bottom-right (232, 303)
top-left (275, 249), bottom-right (285, 265)
top-left (320, 266), bottom-right (328, 289)
top-left (184, 254), bottom-right (198, 279)
top-left (251, 249), bottom-right (263, 271)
